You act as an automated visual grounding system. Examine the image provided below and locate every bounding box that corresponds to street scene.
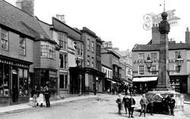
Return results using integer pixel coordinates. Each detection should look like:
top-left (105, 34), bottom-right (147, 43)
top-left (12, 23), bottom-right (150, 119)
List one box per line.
top-left (1, 0), bottom-right (190, 118)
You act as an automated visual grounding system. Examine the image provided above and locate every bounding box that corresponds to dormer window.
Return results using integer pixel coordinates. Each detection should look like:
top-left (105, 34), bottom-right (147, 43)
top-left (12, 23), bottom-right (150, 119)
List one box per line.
top-left (1, 29), bottom-right (8, 50)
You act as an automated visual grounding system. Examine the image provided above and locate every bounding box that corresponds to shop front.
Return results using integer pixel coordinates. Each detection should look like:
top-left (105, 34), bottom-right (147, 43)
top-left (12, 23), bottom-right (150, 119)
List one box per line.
top-left (132, 77), bottom-right (157, 94)
top-left (34, 68), bottom-right (58, 95)
top-left (0, 56), bottom-right (32, 105)
top-left (169, 75), bottom-right (187, 93)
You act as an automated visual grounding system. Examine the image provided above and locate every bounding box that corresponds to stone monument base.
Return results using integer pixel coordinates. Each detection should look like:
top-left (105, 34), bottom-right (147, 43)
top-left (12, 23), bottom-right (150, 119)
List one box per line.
top-left (145, 90), bottom-right (184, 111)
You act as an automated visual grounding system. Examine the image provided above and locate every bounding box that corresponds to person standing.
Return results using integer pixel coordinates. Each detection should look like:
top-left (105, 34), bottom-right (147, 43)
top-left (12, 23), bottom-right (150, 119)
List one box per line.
top-left (116, 94), bottom-right (122, 114)
top-left (168, 95), bottom-right (175, 116)
top-left (44, 85), bottom-right (51, 107)
top-left (148, 97), bottom-right (154, 115)
top-left (139, 94), bottom-right (148, 117)
top-left (129, 95), bottom-right (136, 118)
top-left (123, 95), bottom-right (130, 115)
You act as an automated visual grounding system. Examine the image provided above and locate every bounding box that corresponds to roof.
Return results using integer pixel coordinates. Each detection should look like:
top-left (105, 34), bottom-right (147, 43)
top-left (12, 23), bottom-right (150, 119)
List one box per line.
top-left (101, 48), bottom-right (121, 59)
top-left (132, 43), bottom-right (190, 52)
top-left (52, 17), bottom-right (82, 42)
top-left (0, 0), bottom-right (50, 40)
top-left (81, 27), bottom-right (98, 38)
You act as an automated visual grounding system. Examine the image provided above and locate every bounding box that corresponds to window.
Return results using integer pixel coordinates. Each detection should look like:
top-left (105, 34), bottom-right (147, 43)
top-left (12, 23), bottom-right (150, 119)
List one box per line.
top-left (138, 53), bottom-right (145, 59)
top-left (139, 65), bottom-right (144, 75)
top-left (19, 37), bottom-right (26, 55)
top-left (92, 62), bottom-right (94, 67)
top-left (41, 42), bottom-right (55, 59)
top-left (87, 60), bottom-right (90, 66)
top-left (151, 65), bottom-right (157, 74)
top-left (175, 51), bottom-right (180, 59)
top-left (0, 63), bottom-right (9, 96)
top-left (59, 54), bottom-right (67, 69)
top-left (91, 41), bottom-right (94, 52)
top-left (87, 39), bottom-right (90, 50)
top-left (1, 29), bottom-right (8, 50)
top-left (60, 75), bottom-right (64, 88)
top-left (151, 53), bottom-right (157, 60)
top-left (19, 69), bottom-right (28, 96)
top-left (59, 74), bottom-right (68, 89)
top-left (60, 54), bottom-right (63, 68)
top-left (64, 54), bottom-right (67, 69)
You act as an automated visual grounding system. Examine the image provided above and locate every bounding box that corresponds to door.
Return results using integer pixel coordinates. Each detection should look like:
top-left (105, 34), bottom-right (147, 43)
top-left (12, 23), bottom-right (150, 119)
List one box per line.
top-left (12, 69), bottom-right (19, 103)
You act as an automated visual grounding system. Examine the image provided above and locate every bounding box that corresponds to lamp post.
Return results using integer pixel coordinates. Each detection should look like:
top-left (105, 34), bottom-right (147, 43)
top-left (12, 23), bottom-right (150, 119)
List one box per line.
top-left (145, 55), bottom-right (153, 72)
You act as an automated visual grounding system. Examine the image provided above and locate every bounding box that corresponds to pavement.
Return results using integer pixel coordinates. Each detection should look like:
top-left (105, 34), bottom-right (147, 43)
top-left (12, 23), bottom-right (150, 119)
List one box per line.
top-left (0, 94), bottom-right (98, 114)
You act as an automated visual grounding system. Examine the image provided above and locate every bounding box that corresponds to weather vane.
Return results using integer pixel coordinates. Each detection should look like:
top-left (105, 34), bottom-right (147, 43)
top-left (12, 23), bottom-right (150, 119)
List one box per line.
top-left (163, 0), bottom-right (166, 12)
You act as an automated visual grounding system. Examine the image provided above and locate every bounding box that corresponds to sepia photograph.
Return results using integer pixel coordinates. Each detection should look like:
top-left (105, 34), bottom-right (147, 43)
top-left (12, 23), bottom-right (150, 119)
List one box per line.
top-left (0, 0), bottom-right (190, 118)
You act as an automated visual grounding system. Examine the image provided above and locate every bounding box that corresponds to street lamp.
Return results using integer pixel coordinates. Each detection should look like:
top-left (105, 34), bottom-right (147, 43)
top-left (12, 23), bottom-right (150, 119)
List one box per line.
top-left (175, 54), bottom-right (183, 73)
top-left (145, 55), bottom-right (153, 72)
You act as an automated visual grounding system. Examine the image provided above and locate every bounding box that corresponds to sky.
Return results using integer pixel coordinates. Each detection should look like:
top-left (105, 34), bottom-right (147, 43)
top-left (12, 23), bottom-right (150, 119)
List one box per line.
top-left (5, 0), bottom-right (190, 51)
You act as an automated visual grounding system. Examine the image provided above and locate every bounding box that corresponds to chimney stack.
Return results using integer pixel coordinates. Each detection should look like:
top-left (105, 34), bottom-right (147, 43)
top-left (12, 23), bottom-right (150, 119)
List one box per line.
top-left (185, 27), bottom-right (190, 44)
top-left (152, 24), bottom-right (160, 44)
top-left (16, 0), bottom-right (34, 16)
top-left (56, 14), bottom-right (66, 23)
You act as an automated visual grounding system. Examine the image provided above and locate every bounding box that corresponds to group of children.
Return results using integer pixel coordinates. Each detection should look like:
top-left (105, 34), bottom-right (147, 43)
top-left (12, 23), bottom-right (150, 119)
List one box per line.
top-left (30, 85), bottom-right (51, 107)
top-left (116, 94), bottom-right (136, 118)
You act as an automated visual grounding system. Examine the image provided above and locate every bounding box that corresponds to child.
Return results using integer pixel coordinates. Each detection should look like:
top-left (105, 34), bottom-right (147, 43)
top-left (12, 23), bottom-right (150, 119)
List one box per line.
top-left (116, 94), bottom-right (122, 114)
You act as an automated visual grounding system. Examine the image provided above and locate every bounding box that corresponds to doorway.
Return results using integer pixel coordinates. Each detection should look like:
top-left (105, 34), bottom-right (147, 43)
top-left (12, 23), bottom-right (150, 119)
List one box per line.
top-left (12, 69), bottom-right (18, 103)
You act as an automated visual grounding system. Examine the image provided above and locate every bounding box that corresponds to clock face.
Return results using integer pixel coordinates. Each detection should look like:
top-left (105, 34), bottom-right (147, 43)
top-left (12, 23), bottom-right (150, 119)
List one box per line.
top-left (143, 14), bottom-right (153, 31)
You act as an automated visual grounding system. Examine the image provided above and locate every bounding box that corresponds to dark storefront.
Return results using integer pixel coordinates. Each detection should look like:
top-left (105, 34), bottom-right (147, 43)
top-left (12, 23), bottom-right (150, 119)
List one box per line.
top-left (0, 56), bottom-right (32, 105)
top-left (69, 67), bottom-right (105, 94)
top-left (69, 67), bottom-right (85, 94)
top-left (34, 68), bottom-right (58, 95)
top-left (170, 75), bottom-right (187, 93)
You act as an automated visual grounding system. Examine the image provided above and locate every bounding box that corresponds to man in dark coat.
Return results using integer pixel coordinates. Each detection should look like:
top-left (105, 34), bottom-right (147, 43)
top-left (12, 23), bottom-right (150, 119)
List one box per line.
top-left (128, 95), bottom-right (136, 118)
top-left (116, 94), bottom-right (122, 114)
top-left (168, 95), bottom-right (175, 116)
top-left (123, 95), bottom-right (130, 115)
top-left (44, 85), bottom-right (51, 107)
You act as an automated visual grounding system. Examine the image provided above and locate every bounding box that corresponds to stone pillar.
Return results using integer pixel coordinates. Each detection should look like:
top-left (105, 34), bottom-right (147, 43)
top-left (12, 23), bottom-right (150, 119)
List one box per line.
top-left (156, 12), bottom-right (171, 91)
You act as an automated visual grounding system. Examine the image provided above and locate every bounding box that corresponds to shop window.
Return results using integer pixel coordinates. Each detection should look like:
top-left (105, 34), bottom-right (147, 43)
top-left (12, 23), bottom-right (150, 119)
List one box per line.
top-left (59, 74), bottom-right (64, 88)
top-left (19, 37), bottom-right (26, 56)
top-left (19, 69), bottom-right (28, 96)
top-left (65, 75), bottom-right (68, 89)
top-left (59, 74), bottom-right (68, 89)
top-left (0, 64), bottom-right (9, 96)
top-left (1, 29), bottom-right (9, 50)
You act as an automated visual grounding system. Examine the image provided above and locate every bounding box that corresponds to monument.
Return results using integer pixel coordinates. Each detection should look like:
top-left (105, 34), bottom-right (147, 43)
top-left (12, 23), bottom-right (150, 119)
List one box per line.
top-left (156, 11), bottom-right (171, 91)
top-left (145, 1), bottom-right (184, 111)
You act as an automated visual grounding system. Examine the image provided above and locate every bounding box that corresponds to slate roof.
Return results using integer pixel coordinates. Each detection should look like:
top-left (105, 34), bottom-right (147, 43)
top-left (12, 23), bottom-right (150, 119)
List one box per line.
top-left (81, 27), bottom-right (98, 38)
top-left (52, 17), bottom-right (82, 42)
top-left (132, 42), bottom-right (190, 52)
top-left (0, 0), bottom-right (50, 39)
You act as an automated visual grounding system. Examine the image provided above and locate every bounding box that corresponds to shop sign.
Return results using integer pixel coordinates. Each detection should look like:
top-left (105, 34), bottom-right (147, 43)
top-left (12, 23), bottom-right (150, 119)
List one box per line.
top-left (0, 59), bottom-right (29, 68)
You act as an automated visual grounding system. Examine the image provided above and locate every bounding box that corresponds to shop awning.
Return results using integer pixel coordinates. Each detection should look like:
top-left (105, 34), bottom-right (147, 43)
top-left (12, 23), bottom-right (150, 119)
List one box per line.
top-left (133, 77), bottom-right (157, 82)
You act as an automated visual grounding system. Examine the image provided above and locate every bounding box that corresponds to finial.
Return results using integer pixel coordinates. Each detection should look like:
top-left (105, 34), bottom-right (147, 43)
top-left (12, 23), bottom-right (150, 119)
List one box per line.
top-left (163, 0), bottom-right (165, 12)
